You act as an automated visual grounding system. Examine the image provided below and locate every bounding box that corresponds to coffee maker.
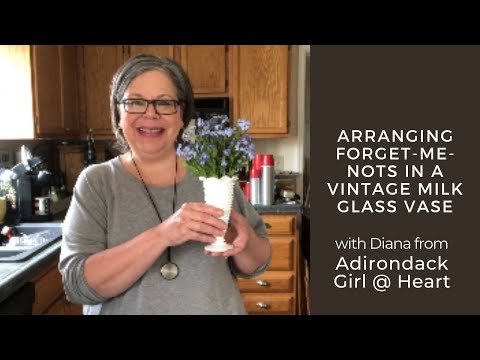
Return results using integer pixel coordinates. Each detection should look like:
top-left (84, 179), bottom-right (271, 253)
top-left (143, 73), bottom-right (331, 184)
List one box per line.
top-left (11, 146), bottom-right (52, 222)
top-left (16, 171), bottom-right (52, 222)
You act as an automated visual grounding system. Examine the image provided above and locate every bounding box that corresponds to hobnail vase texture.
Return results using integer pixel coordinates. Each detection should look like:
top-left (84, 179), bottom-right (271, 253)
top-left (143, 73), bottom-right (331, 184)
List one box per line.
top-left (200, 176), bottom-right (237, 252)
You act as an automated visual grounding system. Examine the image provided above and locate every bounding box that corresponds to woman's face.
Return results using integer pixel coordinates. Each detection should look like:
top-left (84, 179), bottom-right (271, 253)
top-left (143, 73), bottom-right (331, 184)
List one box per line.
top-left (119, 70), bottom-right (183, 159)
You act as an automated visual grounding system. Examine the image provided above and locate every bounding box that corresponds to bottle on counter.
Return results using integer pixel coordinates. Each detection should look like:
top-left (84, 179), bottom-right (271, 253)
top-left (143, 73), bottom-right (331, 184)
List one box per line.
top-left (249, 168), bottom-right (261, 205)
top-left (260, 154), bottom-right (275, 205)
top-left (253, 154), bottom-right (262, 172)
top-left (84, 129), bottom-right (96, 166)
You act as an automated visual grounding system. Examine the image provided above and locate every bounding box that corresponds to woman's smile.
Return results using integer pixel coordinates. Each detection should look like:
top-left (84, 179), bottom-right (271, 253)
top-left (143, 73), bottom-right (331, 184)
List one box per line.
top-left (137, 126), bottom-right (166, 137)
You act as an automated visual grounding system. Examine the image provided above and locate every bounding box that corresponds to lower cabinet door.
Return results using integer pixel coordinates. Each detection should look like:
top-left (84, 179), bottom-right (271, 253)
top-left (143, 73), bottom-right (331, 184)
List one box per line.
top-left (44, 294), bottom-right (83, 315)
top-left (44, 294), bottom-right (66, 315)
top-left (32, 264), bottom-right (63, 315)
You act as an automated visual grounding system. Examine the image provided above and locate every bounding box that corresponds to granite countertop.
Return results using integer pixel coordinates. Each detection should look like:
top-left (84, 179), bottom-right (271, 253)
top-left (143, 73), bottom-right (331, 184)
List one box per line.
top-left (0, 219), bottom-right (65, 304)
top-left (254, 203), bottom-right (302, 214)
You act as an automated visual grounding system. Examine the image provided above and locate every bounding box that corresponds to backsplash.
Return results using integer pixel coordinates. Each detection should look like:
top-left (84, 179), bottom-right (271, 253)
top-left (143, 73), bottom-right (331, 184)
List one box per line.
top-left (253, 137), bottom-right (302, 173)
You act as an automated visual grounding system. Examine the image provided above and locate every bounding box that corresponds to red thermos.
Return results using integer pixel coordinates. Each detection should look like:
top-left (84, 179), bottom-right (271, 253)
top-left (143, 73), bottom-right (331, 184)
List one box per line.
top-left (249, 168), bottom-right (261, 205)
top-left (260, 154), bottom-right (274, 205)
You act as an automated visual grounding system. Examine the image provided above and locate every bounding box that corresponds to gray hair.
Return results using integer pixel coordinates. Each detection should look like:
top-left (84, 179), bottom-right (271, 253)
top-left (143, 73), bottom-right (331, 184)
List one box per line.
top-left (109, 54), bottom-right (194, 153)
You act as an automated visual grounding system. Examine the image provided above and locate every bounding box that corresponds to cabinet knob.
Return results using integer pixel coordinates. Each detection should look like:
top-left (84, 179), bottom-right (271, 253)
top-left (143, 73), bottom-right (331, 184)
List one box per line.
top-left (256, 301), bottom-right (270, 309)
top-left (256, 279), bottom-right (270, 287)
top-left (265, 223), bottom-right (272, 229)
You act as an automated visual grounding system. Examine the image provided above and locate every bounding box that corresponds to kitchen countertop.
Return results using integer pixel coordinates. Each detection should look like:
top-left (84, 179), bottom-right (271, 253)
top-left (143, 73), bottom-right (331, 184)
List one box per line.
top-left (0, 223), bottom-right (63, 304)
top-left (0, 201), bottom-right (300, 304)
top-left (254, 203), bottom-right (302, 214)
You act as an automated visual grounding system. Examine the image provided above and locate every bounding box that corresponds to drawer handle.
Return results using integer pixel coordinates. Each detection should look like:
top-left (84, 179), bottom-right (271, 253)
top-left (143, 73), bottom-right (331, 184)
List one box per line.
top-left (256, 301), bottom-right (271, 309)
top-left (256, 279), bottom-right (270, 287)
top-left (265, 223), bottom-right (272, 229)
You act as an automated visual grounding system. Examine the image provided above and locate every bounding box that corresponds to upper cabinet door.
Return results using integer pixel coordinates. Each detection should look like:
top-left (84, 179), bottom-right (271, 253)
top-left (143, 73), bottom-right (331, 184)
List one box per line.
top-left (79, 45), bottom-right (125, 137)
top-left (232, 46), bottom-right (289, 137)
top-left (32, 45), bottom-right (81, 138)
top-left (128, 45), bottom-right (175, 59)
top-left (179, 45), bottom-right (228, 96)
top-left (130, 45), bottom-right (228, 96)
top-left (31, 45), bottom-right (63, 137)
top-left (60, 45), bottom-right (80, 136)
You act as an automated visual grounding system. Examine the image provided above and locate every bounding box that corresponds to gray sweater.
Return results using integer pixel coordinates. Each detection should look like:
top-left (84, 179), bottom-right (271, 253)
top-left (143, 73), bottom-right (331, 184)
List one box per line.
top-left (59, 157), bottom-right (269, 315)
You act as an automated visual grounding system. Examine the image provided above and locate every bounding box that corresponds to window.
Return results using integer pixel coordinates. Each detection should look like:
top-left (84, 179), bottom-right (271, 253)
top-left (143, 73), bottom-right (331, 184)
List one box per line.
top-left (0, 45), bottom-right (34, 139)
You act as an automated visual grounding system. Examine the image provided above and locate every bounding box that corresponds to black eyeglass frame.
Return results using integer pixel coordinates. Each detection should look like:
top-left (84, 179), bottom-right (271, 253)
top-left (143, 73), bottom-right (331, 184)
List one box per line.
top-left (119, 98), bottom-right (182, 115)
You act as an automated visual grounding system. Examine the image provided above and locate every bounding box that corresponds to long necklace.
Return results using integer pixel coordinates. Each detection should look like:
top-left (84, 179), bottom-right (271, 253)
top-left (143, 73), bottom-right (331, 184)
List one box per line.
top-left (131, 151), bottom-right (179, 280)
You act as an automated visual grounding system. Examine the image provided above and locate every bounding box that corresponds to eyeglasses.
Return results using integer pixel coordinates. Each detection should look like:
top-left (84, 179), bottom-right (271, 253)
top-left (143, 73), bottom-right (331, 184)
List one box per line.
top-left (119, 98), bottom-right (181, 115)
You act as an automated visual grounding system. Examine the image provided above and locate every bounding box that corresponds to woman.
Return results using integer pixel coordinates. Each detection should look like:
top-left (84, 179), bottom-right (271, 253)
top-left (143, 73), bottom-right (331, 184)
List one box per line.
top-left (59, 54), bottom-right (271, 315)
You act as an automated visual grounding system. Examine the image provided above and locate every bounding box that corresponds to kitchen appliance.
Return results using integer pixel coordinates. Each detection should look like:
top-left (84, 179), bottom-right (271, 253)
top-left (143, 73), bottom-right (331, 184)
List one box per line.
top-left (15, 171), bottom-right (53, 222)
top-left (275, 171), bottom-right (301, 204)
top-left (10, 146), bottom-right (53, 222)
top-left (193, 97), bottom-right (230, 120)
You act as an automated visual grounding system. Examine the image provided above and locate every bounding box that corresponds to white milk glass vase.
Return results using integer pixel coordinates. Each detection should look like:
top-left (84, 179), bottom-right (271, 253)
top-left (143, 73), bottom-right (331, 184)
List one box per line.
top-left (200, 175), bottom-right (238, 252)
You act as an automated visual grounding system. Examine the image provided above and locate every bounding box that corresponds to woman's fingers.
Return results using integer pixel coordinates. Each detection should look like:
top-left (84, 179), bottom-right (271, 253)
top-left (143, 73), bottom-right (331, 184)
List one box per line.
top-left (178, 204), bottom-right (227, 239)
top-left (187, 219), bottom-right (225, 237)
top-left (184, 208), bottom-right (227, 232)
top-left (179, 203), bottom-right (227, 232)
top-left (189, 230), bottom-right (216, 244)
top-left (164, 203), bottom-right (239, 246)
top-left (182, 202), bottom-right (223, 217)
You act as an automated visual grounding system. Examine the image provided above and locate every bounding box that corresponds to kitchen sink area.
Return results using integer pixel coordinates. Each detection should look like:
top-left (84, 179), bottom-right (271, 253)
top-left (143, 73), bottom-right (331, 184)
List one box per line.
top-left (0, 221), bottom-right (63, 307)
top-left (0, 249), bottom-right (24, 257)
top-left (0, 223), bottom-right (62, 262)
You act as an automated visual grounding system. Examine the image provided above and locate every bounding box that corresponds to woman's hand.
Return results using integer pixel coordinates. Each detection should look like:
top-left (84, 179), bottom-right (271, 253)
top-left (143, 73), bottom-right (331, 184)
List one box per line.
top-left (204, 209), bottom-right (254, 257)
top-left (157, 203), bottom-right (227, 247)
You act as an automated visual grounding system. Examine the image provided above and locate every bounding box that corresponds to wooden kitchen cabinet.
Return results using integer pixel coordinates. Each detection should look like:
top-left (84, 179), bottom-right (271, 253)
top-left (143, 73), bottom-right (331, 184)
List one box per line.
top-left (78, 45), bottom-right (125, 138)
top-left (128, 45), bottom-right (175, 60)
top-left (238, 213), bottom-right (301, 315)
top-left (32, 260), bottom-right (82, 315)
top-left (60, 46), bottom-right (81, 135)
top-left (128, 45), bottom-right (229, 96)
top-left (86, 45), bottom-right (178, 138)
top-left (31, 45), bottom-right (80, 138)
top-left (31, 46), bottom-right (62, 137)
top-left (80, 45), bottom-right (228, 138)
top-left (58, 144), bottom-right (107, 194)
top-left (231, 46), bottom-right (289, 138)
top-left (44, 293), bottom-right (83, 315)
top-left (4, 45), bottom-right (289, 140)
top-left (79, 45), bottom-right (290, 139)
top-left (179, 45), bottom-right (228, 96)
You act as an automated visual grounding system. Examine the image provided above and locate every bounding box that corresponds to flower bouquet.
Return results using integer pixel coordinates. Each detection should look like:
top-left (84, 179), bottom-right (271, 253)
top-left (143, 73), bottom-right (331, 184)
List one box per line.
top-left (177, 115), bottom-right (254, 252)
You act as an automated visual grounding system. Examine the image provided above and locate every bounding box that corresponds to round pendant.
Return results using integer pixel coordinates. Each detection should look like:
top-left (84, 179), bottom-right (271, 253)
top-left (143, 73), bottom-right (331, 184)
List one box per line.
top-left (160, 262), bottom-right (179, 280)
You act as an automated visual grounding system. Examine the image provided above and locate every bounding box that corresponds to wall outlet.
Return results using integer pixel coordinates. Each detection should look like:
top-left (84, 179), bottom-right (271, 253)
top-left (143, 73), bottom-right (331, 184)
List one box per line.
top-left (0, 149), bottom-right (10, 168)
